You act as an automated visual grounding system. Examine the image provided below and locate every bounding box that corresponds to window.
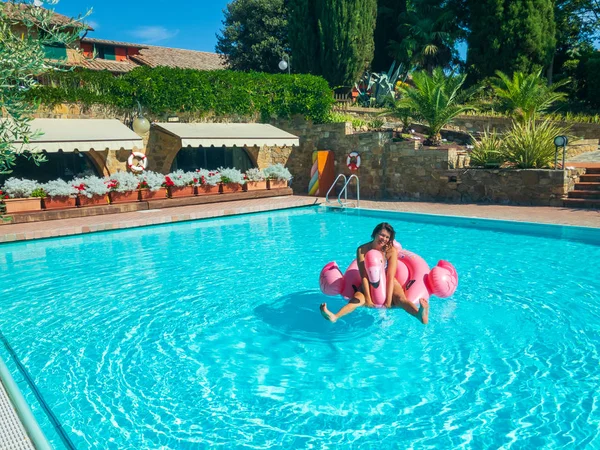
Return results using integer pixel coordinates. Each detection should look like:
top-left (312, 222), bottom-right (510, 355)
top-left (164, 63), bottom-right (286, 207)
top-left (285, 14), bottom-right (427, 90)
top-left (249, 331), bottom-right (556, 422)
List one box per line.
top-left (0, 152), bottom-right (100, 185)
top-left (170, 147), bottom-right (255, 172)
top-left (42, 44), bottom-right (67, 60)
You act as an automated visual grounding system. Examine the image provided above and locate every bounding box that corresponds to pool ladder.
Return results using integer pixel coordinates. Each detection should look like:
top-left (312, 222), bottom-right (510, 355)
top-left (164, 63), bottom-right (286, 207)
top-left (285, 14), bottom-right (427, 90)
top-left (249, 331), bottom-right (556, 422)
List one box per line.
top-left (325, 174), bottom-right (360, 208)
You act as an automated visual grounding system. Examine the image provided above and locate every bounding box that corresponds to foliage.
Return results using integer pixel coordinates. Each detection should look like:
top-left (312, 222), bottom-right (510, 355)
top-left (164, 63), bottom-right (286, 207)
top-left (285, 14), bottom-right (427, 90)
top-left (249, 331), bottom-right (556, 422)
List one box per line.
top-left (287, 0), bottom-right (321, 75)
top-left (380, 100), bottom-right (413, 133)
top-left (490, 71), bottom-right (569, 122)
top-left (396, 68), bottom-right (477, 145)
top-left (0, 1), bottom-right (88, 174)
top-left (215, 0), bottom-right (289, 73)
top-left (245, 167), bottom-right (266, 181)
top-left (1, 177), bottom-right (38, 198)
top-left (367, 119), bottom-right (385, 129)
top-left (502, 118), bottom-right (570, 168)
top-left (217, 167), bottom-right (245, 184)
top-left (372, 0), bottom-right (408, 72)
top-left (466, 0), bottom-right (556, 83)
top-left (137, 171), bottom-right (165, 191)
top-left (263, 163), bottom-right (292, 181)
top-left (31, 67), bottom-right (334, 123)
top-left (72, 176), bottom-right (109, 197)
top-left (355, 62), bottom-right (406, 108)
top-left (468, 130), bottom-right (505, 167)
top-left (40, 179), bottom-right (78, 197)
top-left (105, 171), bottom-right (139, 193)
top-left (166, 170), bottom-right (196, 187)
top-left (583, 54), bottom-right (600, 107)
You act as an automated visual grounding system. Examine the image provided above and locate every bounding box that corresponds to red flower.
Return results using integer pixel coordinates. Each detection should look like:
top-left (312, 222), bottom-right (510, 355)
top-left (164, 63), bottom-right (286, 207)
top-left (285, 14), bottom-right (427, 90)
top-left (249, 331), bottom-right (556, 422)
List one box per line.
top-left (73, 183), bottom-right (86, 192)
top-left (162, 176), bottom-right (175, 188)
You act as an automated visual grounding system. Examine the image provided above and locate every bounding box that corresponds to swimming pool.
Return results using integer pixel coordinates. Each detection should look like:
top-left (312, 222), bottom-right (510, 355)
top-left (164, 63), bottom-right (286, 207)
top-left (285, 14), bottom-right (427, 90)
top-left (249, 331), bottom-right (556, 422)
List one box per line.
top-left (1, 206), bottom-right (599, 449)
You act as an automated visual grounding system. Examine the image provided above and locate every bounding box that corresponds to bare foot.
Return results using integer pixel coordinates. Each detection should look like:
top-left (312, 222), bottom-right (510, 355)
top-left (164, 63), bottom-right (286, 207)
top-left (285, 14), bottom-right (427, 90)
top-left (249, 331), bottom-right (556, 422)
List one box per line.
top-left (417, 298), bottom-right (429, 325)
top-left (320, 303), bottom-right (337, 323)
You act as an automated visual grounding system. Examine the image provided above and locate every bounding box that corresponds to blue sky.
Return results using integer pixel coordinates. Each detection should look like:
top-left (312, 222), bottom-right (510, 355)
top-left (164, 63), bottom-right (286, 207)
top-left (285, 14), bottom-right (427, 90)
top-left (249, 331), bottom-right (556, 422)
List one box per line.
top-left (53, 0), bottom-right (231, 52)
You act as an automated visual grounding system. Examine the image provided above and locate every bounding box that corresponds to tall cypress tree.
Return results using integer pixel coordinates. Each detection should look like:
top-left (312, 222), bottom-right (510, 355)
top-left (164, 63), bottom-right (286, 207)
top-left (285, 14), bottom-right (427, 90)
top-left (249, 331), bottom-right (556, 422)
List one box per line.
top-left (316, 0), bottom-right (378, 87)
top-left (372, 0), bottom-right (407, 72)
top-left (287, 0), bottom-right (321, 74)
top-left (466, 0), bottom-right (556, 83)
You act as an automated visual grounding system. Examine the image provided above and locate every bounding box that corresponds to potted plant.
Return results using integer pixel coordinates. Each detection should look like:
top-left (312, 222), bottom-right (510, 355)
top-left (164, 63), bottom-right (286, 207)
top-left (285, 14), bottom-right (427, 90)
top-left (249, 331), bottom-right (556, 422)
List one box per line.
top-left (1, 177), bottom-right (43, 213)
top-left (194, 169), bottom-right (219, 195)
top-left (138, 171), bottom-right (168, 200)
top-left (72, 176), bottom-right (109, 207)
top-left (39, 179), bottom-right (78, 209)
top-left (217, 167), bottom-right (244, 193)
top-left (244, 168), bottom-right (268, 191)
top-left (164, 170), bottom-right (195, 198)
top-left (105, 171), bottom-right (140, 204)
top-left (263, 164), bottom-right (292, 189)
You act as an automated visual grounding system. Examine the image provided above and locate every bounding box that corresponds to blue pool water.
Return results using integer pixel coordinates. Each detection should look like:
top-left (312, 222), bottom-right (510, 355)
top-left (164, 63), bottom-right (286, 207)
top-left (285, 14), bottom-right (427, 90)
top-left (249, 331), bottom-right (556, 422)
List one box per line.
top-left (1, 206), bottom-right (599, 449)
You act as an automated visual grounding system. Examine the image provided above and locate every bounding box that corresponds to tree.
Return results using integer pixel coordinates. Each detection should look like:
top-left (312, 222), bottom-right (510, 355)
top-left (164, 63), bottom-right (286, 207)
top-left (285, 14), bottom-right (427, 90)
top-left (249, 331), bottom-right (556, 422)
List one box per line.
top-left (0, 2), bottom-right (88, 174)
top-left (466, 0), bottom-right (556, 84)
top-left (216, 0), bottom-right (288, 73)
top-left (287, 0), bottom-right (321, 75)
top-left (372, 0), bottom-right (407, 72)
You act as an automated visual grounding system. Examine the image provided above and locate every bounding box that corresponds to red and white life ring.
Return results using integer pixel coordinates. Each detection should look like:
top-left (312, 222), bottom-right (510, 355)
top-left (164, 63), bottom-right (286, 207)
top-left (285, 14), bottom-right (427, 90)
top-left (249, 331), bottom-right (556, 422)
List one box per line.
top-left (127, 151), bottom-right (148, 173)
top-left (346, 151), bottom-right (361, 171)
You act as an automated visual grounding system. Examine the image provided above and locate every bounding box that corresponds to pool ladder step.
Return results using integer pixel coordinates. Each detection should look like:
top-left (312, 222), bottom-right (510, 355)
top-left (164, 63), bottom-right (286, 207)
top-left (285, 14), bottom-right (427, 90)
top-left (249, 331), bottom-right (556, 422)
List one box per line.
top-left (325, 173), bottom-right (360, 208)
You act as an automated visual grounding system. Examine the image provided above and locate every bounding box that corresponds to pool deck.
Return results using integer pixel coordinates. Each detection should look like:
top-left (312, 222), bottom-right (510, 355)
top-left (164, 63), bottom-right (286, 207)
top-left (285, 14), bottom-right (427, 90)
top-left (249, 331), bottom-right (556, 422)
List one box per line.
top-left (0, 196), bottom-right (598, 245)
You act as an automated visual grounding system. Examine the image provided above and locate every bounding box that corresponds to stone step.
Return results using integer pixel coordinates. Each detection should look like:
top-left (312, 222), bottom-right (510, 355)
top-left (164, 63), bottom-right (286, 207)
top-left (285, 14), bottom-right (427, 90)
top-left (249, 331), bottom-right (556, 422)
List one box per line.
top-left (567, 190), bottom-right (600, 199)
top-left (575, 182), bottom-right (600, 191)
top-left (580, 174), bottom-right (600, 182)
top-left (585, 167), bottom-right (600, 174)
top-left (563, 198), bottom-right (600, 209)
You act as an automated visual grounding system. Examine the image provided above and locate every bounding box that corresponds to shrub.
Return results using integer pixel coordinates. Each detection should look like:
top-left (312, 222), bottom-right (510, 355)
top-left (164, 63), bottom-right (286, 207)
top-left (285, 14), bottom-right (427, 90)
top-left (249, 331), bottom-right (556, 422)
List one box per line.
top-left (263, 163), bottom-right (292, 181)
top-left (468, 130), bottom-right (506, 167)
top-left (217, 167), bottom-right (244, 184)
top-left (40, 179), bottom-right (78, 197)
top-left (137, 171), bottom-right (165, 191)
top-left (72, 176), bottom-right (109, 197)
top-left (245, 168), bottom-right (265, 182)
top-left (2, 178), bottom-right (38, 198)
top-left (105, 171), bottom-right (139, 193)
top-left (502, 118), bottom-right (570, 168)
top-left (166, 170), bottom-right (196, 187)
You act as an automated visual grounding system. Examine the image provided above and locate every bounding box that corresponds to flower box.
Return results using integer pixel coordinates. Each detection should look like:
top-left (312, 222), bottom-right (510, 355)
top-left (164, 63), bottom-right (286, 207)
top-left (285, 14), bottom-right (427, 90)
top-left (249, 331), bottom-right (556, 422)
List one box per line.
top-left (2, 197), bottom-right (42, 214)
top-left (139, 188), bottom-right (167, 201)
top-left (268, 179), bottom-right (288, 190)
top-left (168, 186), bottom-right (195, 198)
top-left (43, 196), bottom-right (77, 210)
top-left (77, 194), bottom-right (108, 207)
top-left (108, 191), bottom-right (140, 204)
top-left (196, 185), bottom-right (219, 196)
top-left (244, 181), bottom-right (268, 191)
top-left (220, 183), bottom-right (243, 194)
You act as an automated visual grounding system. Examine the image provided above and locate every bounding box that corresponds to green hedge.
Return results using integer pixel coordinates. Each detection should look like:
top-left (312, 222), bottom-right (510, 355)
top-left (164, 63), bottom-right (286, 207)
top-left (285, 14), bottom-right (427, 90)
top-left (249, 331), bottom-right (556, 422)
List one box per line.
top-left (584, 55), bottom-right (600, 108)
top-left (31, 67), bottom-right (334, 122)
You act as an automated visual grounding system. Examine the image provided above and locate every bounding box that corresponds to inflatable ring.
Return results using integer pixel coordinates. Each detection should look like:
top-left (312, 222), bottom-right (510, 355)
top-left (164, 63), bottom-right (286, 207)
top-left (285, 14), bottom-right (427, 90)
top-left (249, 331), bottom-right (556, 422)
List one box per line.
top-left (127, 151), bottom-right (148, 173)
top-left (346, 151), bottom-right (361, 171)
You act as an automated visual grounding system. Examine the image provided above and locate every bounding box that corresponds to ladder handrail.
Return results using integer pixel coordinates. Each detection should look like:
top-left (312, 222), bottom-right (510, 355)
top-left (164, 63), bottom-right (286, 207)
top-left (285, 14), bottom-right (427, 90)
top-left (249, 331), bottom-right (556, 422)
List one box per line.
top-left (338, 174), bottom-right (360, 207)
top-left (325, 173), bottom-right (347, 204)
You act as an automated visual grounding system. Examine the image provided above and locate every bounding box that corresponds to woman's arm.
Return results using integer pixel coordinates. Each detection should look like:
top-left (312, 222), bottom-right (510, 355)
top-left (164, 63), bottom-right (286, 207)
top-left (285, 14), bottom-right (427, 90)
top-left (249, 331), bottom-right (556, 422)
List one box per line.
top-left (357, 245), bottom-right (374, 307)
top-left (385, 246), bottom-right (397, 308)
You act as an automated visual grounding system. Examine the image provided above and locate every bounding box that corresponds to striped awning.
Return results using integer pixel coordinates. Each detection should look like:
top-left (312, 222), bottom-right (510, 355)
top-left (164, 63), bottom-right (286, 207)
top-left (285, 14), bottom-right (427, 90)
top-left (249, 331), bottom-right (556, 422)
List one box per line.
top-left (6, 119), bottom-right (143, 153)
top-left (154, 123), bottom-right (299, 148)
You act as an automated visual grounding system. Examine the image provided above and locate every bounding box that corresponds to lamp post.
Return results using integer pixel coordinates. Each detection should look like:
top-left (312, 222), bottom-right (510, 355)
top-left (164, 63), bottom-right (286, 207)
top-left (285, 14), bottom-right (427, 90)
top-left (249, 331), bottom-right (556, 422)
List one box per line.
top-left (554, 135), bottom-right (568, 170)
top-left (278, 54), bottom-right (290, 75)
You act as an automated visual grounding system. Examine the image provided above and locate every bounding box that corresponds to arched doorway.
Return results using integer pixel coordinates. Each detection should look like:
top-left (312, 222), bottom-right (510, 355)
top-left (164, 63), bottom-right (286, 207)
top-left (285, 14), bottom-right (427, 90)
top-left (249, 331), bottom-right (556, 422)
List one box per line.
top-left (170, 146), bottom-right (255, 172)
top-left (0, 151), bottom-right (101, 185)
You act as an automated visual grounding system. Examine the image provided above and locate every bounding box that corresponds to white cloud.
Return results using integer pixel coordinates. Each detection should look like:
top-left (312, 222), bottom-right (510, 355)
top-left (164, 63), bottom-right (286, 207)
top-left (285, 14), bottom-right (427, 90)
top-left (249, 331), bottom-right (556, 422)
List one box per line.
top-left (129, 26), bottom-right (179, 44)
top-left (86, 20), bottom-right (99, 30)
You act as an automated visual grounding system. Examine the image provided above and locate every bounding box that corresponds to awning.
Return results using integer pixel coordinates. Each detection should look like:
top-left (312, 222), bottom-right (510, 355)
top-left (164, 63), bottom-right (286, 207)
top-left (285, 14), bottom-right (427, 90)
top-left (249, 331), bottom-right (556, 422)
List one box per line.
top-left (6, 119), bottom-right (143, 153)
top-left (154, 123), bottom-right (299, 147)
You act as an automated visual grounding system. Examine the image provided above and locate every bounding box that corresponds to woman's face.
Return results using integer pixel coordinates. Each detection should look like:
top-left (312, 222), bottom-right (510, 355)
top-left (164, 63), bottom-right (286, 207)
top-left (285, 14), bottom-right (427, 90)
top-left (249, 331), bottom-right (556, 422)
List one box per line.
top-left (372, 229), bottom-right (391, 250)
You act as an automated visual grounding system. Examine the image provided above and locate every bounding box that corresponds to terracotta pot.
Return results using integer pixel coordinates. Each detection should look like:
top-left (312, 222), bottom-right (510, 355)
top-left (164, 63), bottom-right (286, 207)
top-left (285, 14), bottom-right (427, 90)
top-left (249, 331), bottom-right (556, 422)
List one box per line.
top-left (244, 181), bottom-right (268, 191)
top-left (268, 179), bottom-right (288, 189)
top-left (43, 196), bottom-right (77, 210)
top-left (2, 197), bottom-right (42, 213)
top-left (77, 194), bottom-right (108, 207)
top-left (196, 185), bottom-right (219, 196)
top-left (168, 186), bottom-right (195, 198)
top-left (220, 183), bottom-right (243, 194)
top-left (108, 191), bottom-right (140, 204)
top-left (139, 188), bottom-right (167, 201)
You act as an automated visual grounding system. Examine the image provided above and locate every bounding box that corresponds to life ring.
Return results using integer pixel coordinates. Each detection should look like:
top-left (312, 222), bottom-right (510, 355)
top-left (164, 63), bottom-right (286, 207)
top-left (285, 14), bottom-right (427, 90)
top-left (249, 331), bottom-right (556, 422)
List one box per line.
top-left (346, 151), bottom-right (361, 171)
top-left (127, 152), bottom-right (148, 173)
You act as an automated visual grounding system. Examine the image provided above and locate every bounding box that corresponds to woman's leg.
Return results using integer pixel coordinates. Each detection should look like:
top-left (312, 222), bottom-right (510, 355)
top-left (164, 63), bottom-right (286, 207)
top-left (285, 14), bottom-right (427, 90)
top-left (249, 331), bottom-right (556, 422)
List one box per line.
top-left (391, 280), bottom-right (429, 324)
top-left (320, 292), bottom-right (365, 323)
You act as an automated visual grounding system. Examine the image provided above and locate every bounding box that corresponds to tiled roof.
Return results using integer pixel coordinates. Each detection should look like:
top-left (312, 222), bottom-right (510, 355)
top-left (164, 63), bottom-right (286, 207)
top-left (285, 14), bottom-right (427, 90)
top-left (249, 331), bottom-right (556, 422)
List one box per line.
top-left (2, 3), bottom-right (93, 30)
top-left (81, 37), bottom-right (148, 49)
top-left (66, 58), bottom-right (140, 73)
top-left (130, 46), bottom-right (227, 71)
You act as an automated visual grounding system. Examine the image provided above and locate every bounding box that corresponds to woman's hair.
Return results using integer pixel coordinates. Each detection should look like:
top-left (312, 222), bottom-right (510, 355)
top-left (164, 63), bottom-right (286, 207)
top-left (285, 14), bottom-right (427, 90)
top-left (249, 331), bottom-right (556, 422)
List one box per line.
top-left (371, 222), bottom-right (395, 247)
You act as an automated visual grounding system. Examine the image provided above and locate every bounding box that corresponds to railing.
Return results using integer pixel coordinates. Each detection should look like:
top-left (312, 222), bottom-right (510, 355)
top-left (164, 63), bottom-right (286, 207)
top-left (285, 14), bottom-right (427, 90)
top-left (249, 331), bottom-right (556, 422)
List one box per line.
top-left (325, 173), bottom-right (360, 208)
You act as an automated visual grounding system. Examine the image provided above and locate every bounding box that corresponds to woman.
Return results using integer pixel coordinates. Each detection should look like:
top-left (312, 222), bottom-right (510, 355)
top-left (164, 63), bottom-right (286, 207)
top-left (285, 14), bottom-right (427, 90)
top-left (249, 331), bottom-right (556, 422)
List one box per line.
top-left (319, 222), bottom-right (429, 324)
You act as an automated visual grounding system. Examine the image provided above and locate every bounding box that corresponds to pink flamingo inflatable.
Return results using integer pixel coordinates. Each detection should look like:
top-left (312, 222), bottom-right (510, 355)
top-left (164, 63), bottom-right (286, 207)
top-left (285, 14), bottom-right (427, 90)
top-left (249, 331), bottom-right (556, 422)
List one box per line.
top-left (319, 241), bottom-right (458, 308)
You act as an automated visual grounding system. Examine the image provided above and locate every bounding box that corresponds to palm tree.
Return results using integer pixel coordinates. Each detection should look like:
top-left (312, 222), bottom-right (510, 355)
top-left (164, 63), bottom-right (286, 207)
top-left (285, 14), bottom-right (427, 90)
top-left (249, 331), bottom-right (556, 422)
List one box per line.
top-left (490, 71), bottom-right (569, 122)
top-left (396, 68), bottom-right (477, 146)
